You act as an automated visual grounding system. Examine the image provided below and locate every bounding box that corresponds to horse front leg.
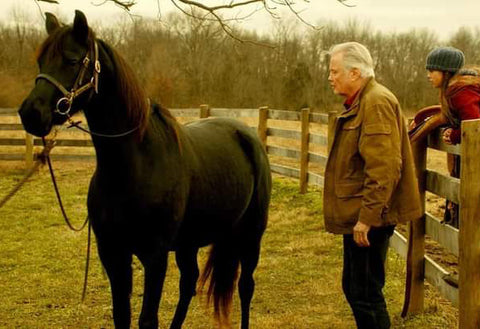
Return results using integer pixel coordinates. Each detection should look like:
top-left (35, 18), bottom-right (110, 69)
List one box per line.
top-left (170, 247), bottom-right (199, 329)
top-left (138, 250), bottom-right (169, 329)
top-left (97, 244), bottom-right (133, 329)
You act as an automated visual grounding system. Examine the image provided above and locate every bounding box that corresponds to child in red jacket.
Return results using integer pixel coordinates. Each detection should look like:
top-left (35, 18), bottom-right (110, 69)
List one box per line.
top-left (425, 47), bottom-right (480, 227)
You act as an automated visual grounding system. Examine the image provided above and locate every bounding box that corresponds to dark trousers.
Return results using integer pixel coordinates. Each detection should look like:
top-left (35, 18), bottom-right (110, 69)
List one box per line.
top-left (342, 225), bottom-right (395, 329)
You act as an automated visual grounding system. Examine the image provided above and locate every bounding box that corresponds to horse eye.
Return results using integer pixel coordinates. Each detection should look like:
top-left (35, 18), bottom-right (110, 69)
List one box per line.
top-left (65, 58), bottom-right (79, 66)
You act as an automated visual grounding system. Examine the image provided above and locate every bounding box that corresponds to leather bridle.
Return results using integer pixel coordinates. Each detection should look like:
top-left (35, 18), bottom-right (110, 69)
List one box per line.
top-left (35, 41), bottom-right (101, 117)
top-left (33, 41), bottom-right (140, 138)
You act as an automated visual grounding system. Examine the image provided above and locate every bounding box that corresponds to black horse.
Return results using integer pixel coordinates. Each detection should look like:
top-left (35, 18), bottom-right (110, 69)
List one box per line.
top-left (18, 10), bottom-right (271, 329)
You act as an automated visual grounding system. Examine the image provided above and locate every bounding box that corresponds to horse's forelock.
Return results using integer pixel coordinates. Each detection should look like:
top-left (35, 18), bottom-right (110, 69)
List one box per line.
top-left (35, 26), bottom-right (96, 64)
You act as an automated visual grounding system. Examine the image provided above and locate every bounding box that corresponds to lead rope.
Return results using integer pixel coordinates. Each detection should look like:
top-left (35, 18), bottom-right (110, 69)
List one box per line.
top-left (43, 137), bottom-right (89, 232)
top-left (42, 136), bottom-right (91, 302)
top-left (0, 140), bottom-right (55, 209)
top-left (82, 220), bottom-right (92, 302)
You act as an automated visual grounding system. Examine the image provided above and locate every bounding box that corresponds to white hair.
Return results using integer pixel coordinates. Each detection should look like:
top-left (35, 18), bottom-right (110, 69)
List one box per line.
top-left (329, 42), bottom-right (375, 78)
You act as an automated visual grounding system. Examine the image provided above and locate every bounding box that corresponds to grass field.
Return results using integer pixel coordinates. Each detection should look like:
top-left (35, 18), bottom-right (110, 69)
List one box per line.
top-left (0, 161), bottom-right (457, 328)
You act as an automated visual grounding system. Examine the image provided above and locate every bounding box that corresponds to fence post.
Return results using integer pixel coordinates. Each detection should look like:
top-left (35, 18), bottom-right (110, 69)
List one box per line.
top-left (257, 106), bottom-right (268, 149)
top-left (299, 108), bottom-right (310, 194)
top-left (200, 104), bottom-right (210, 118)
top-left (25, 132), bottom-right (33, 170)
top-left (459, 119), bottom-right (480, 329)
top-left (327, 111), bottom-right (337, 153)
top-left (402, 137), bottom-right (427, 316)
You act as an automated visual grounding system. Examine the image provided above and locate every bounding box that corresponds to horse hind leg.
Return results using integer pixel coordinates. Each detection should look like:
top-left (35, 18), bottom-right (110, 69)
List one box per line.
top-left (238, 237), bottom-right (261, 329)
top-left (237, 194), bottom-right (269, 329)
top-left (169, 247), bottom-right (200, 329)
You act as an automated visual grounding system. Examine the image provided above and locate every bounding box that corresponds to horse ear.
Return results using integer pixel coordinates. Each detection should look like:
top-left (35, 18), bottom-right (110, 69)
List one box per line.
top-left (73, 10), bottom-right (89, 44)
top-left (45, 12), bottom-right (60, 35)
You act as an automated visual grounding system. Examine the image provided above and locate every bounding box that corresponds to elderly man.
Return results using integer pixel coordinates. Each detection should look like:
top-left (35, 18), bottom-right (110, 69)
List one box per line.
top-left (323, 42), bottom-right (422, 329)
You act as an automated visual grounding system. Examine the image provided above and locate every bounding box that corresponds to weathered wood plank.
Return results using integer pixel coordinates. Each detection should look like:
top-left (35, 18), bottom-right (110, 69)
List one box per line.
top-left (266, 145), bottom-right (300, 159)
top-left (199, 104), bottom-right (210, 118)
top-left (425, 212), bottom-right (459, 256)
top-left (390, 231), bottom-right (458, 306)
top-left (209, 108), bottom-right (259, 118)
top-left (169, 108), bottom-right (200, 117)
top-left (0, 153), bottom-right (25, 160)
top-left (34, 154), bottom-right (95, 161)
top-left (309, 112), bottom-right (329, 124)
top-left (459, 119), bottom-right (480, 329)
top-left (0, 138), bottom-right (25, 145)
top-left (257, 107), bottom-right (268, 148)
top-left (25, 133), bottom-right (33, 168)
top-left (0, 123), bottom-right (24, 131)
top-left (0, 108), bottom-right (18, 116)
top-left (390, 230), bottom-right (408, 259)
top-left (33, 139), bottom-right (93, 147)
top-left (0, 138), bottom-right (93, 147)
top-left (309, 133), bottom-right (328, 146)
top-left (300, 108), bottom-right (309, 193)
top-left (426, 169), bottom-right (460, 204)
top-left (267, 127), bottom-right (301, 140)
top-left (307, 172), bottom-right (324, 188)
top-left (308, 152), bottom-right (327, 166)
top-left (270, 163), bottom-right (300, 179)
top-left (268, 109), bottom-right (301, 121)
top-left (425, 255), bottom-right (458, 307)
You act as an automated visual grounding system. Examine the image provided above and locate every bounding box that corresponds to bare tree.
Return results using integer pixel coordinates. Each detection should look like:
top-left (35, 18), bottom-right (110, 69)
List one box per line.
top-left (35, 0), bottom-right (351, 43)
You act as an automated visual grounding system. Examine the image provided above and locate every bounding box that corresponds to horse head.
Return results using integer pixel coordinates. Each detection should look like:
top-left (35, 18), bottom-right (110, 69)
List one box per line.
top-left (18, 10), bottom-right (99, 137)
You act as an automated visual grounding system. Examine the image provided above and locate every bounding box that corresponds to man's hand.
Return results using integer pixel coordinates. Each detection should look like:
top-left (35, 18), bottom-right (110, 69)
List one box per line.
top-left (353, 221), bottom-right (371, 247)
top-left (442, 128), bottom-right (453, 145)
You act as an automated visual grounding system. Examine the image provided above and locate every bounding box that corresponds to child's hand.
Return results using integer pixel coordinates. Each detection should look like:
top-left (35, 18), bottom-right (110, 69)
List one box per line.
top-left (442, 128), bottom-right (453, 145)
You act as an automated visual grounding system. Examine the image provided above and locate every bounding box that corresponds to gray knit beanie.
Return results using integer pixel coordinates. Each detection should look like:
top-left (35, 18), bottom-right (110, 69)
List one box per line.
top-left (426, 47), bottom-right (465, 73)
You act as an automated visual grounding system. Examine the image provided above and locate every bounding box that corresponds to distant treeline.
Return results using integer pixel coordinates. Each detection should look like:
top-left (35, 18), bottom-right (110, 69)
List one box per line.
top-left (2, 11), bottom-right (480, 112)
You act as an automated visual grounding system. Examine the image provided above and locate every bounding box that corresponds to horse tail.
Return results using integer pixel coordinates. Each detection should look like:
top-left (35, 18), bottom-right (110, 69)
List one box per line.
top-left (199, 240), bottom-right (240, 326)
top-left (199, 125), bottom-right (271, 326)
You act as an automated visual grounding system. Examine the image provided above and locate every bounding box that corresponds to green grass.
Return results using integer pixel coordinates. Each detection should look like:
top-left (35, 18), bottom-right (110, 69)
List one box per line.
top-left (0, 164), bottom-right (457, 328)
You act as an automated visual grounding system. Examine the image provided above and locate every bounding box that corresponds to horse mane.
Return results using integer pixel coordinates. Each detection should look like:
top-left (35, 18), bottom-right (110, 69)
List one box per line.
top-left (99, 41), bottom-right (182, 142)
top-left (36, 24), bottom-right (178, 140)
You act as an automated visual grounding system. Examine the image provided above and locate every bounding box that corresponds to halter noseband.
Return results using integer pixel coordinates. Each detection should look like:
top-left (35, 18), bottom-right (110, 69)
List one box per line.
top-left (35, 41), bottom-right (101, 116)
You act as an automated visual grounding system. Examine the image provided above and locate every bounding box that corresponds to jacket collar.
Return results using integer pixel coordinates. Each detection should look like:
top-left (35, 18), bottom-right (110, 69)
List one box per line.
top-left (338, 77), bottom-right (375, 119)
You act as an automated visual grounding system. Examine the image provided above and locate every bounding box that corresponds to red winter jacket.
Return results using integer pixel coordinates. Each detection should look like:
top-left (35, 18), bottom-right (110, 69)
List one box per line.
top-left (446, 74), bottom-right (480, 144)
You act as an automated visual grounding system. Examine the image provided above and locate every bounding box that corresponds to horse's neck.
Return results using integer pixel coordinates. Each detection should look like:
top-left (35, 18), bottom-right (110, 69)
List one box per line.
top-left (83, 94), bottom-right (138, 164)
top-left (84, 95), bottom-right (130, 133)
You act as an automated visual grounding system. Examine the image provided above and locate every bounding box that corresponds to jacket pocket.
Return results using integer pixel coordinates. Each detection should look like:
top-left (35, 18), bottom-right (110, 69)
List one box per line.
top-left (342, 120), bottom-right (362, 131)
top-left (364, 123), bottom-right (391, 135)
top-left (335, 181), bottom-right (364, 198)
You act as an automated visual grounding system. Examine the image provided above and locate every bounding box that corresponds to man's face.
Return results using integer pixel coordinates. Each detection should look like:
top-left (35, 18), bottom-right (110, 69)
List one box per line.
top-left (328, 52), bottom-right (351, 97)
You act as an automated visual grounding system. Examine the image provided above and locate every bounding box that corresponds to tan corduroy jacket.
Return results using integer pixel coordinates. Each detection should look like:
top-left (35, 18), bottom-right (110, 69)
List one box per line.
top-left (323, 78), bottom-right (423, 234)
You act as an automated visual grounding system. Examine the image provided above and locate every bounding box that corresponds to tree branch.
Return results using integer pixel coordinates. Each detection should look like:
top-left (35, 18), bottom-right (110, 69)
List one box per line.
top-left (35, 0), bottom-right (351, 45)
top-left (106, 0), bottom-right (136, 11)
top-left (171, 0), bottom-right (274, 48)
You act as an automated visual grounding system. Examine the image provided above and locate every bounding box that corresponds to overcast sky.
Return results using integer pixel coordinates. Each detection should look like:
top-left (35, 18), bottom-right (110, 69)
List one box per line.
top-left (1, 0), bottom-right (480, 39)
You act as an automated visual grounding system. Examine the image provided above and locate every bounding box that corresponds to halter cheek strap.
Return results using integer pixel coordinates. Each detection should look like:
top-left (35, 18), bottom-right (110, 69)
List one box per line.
top-left (35, 41), bottom-right (101, 116)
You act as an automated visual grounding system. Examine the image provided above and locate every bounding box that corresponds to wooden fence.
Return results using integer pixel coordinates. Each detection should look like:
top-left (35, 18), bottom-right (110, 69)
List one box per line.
top-left (1, 106), bottom-right (479, 328)
top-left (389, 120), bottom-right (480, 329)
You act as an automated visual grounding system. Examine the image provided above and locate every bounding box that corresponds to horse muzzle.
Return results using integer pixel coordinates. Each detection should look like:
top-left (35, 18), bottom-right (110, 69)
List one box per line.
top-left (18, 97), bottom-right (54, 137)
